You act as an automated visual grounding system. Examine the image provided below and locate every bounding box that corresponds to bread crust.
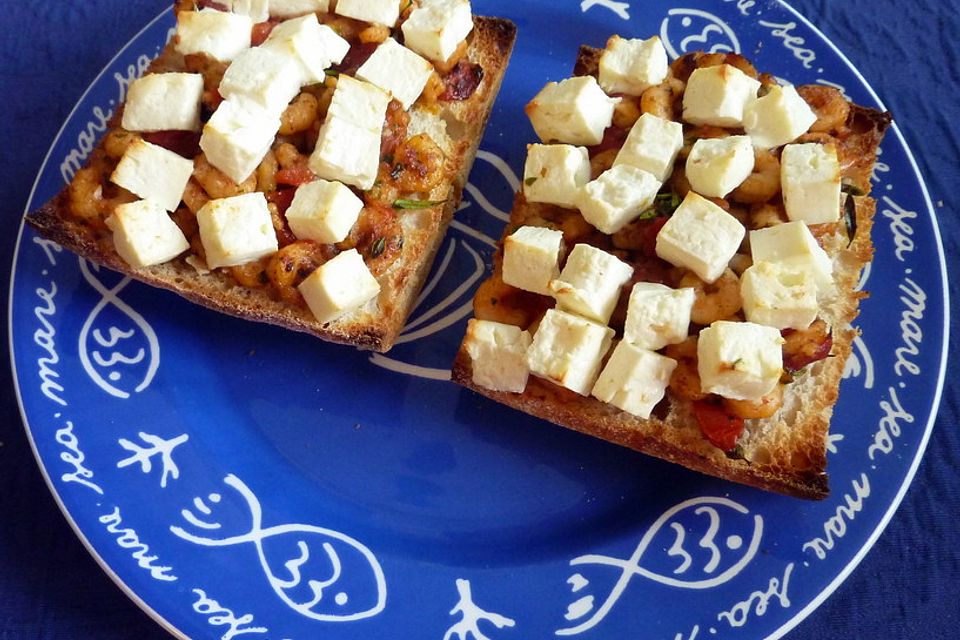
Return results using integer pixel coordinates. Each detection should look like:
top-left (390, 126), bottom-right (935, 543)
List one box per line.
top-left (25, 15), bottom-right (517, 353)
top-left (451, 46), bottom-right (890, 499)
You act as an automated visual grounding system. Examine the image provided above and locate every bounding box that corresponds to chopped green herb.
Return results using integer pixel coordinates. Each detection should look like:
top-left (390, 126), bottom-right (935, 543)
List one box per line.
top-left (636, 191), bottom-right (681, 220)
top-left (370, 237), bottom-right (387, 258)
top-left (393, 198), bottom-right (447, 210)
top-left (401, 0), bottom-right (414, 13)
top-left (843, 189), bottom-right (858, 246)
top-left (524, 176), bottom-right (538, 186)
top-left (324, 68), bottom-right (340, 78)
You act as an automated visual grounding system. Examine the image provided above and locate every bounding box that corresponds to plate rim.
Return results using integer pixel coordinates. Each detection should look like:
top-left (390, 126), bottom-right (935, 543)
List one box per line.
top-left (7, 2), bottom-right (950, 639)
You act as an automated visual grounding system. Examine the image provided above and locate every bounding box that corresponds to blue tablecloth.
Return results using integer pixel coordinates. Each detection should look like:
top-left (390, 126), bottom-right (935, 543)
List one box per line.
top-left (1, 1), bottom-right (956, 637)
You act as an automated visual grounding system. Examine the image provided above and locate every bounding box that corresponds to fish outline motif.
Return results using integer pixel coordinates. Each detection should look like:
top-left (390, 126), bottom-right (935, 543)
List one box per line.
top-left (556, 496), bottom-right (763, 636)
top-left (77, 259), bottom-right (159, 399)
top-left (660, 9), bottom-right (741, 60)
top-left (170, 474), bottom-right (387, 623)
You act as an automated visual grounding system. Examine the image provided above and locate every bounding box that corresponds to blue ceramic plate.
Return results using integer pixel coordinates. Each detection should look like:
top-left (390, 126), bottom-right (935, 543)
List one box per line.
top-left (10, 1), bottom-right (948, 638)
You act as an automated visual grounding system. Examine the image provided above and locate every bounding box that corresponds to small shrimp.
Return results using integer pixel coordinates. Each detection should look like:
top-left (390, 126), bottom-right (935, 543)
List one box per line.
top-left (612, 96), bottom-right (642, 129)
top-left (590, 149), bottom-right (618, 178)
top-left (749, 202), bottom-right (787, 230)
top-left (731, 149), bottom-right (781, 204)
top-left (664, 337), bottom-right (707, 401)
top-left (640, 77), bottom-right (684, 121)
top-left (679, 268), bottom-right (742, 325)
top-left (722, 384), bottom-right (784, 420)
top-left (797, 85), bottom-right (850, 133)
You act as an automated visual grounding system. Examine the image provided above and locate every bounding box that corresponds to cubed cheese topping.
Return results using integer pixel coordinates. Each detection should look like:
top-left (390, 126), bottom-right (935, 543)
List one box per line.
top-left (269, 0), bottom-right (331, 18)
top-left (522, 144), bottom-right (591, 209)
top-left (227, 0), bottom-right (270, 22)
top-left (326, 75), bottom-right (390, 132)
top-left (219, 47), bottom-right (302, 115)
top-left (591, 342), bottom-right (677, 418)
top-left (656, 192), bottom-right (745, 283)
top-left (576, 164), bottom-right (661, 234)
top-left (298, 248), bottom-right (381, 324)
top-left (121, 73), bottom-right (204, 132)
top-left (623, 282), bottom-right (695, 350)
top-left (196, 192), bottom-right (278, 269)
top-left (685, 135), bottom-right (755, 198)
top-left (105, 199), bottom-right (190, 268)
top-left (527, 308), bottom-right (614, 396)
top-left (598, 35), bottom-right (669, 96)
top-left (613, 112), bottom-right (685, 182)
top-left (110, 140), bottom-right (194, 212)
top-left (402, 0), bottom-right (474, 63)
top-left (781, 143), bottom-right (842, 225)
top-left (525, 76), bottom-right (620, 146)
top-left (682, 64), bottom-right (761, 127)
top-left (697, 320), bottom-right (784, 401)
top-left (356, 39), bottom-right (434, 110)
top-left (309, 116), bottom-right (381, 190)
top-left (548, 244), bottom-right (634, 325)
top-left (263, 15), bottom-right (349, 86)
top-left (743, 84), bottom-right (817, 149)
top-left (334, 0), bottom-right (400, 27)
top-left (502, 225), bottom-right (564, 296)
top-left (463, 319), bottom-right (532, 393)
top-left (741, 261), bottom-right (818, 330)
top-left (750, 221), bottom-right (834, 296)
top-left (200, 99), bottom-right (280, 185)
top-left (174, 9), bottom-right (252, 62)
top-left (286, 179), bottom-right (364, 244)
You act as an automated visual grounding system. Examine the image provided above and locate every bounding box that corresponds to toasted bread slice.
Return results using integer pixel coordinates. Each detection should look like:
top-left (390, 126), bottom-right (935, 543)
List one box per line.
top-left (452, 45), bottom-right (890, 499)
top-left (27, 9), bottom-right (516, 352)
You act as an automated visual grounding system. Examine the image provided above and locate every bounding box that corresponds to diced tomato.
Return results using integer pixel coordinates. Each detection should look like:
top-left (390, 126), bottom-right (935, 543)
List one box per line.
top-left (782, 327), bottom-right (833, 371)
top-left (251, 21), bottom-right (277, 46)
top-left (335, 42), bottom-right (378, 77)
top-left (142, 131), bottom-right (201, 159)
top-left (440, 60), bottom-right (484, 102)
top-left (275, 166), bottom-right (317, 187)
top-left (266, 188), bottom-right (296, 216)
top-left (693, 400), bottom-right (746, 452)
top-left (640, 216), bottom-right (669, 257)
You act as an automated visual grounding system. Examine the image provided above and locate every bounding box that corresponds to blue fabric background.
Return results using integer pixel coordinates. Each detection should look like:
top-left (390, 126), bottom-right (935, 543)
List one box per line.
top-left (0, 0), bottom-right (956, 637)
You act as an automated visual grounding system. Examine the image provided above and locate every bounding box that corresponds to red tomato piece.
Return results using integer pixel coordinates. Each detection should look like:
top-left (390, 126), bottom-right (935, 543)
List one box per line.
top-left (693, 400), bottom-right (746, 452)
top-left (275, 166), bottom-right (316, 187)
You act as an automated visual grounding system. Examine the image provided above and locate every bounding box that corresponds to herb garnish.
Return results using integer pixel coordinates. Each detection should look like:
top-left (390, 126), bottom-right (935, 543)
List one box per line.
top-left (393, 199), bottom-right (447, 210)
top-left (370, 237), bottom-right (387, 258)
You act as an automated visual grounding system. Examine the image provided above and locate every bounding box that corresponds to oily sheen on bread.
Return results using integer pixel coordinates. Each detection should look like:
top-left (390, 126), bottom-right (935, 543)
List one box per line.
top-left (452, 43), bottom-right (890, 499)
top-left (27, 5), bottom-right (516, 352)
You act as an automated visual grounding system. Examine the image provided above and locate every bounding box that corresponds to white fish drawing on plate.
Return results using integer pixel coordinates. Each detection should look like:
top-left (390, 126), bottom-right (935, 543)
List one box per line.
top-left (77, 259), bottom-right (159, 399)
top-left (556, 497), bottom-right (763, 636)
top-left (170, 474), bottom-right (387, 623)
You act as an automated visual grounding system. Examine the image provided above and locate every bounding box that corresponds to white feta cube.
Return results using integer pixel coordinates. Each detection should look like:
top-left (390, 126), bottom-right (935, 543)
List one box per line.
top-left (548, 244), bottom-right (634, 325)
top-left (501, 225), bottom-right (564, 296)
top-left (682, 64), bottom-right (761, 127)
top-left (110, 140), bottom-right (194, 212)
top-left (219, 47), bottom-right (302, 115)
top-left (527, 308), bottom-right (614, 396)
top-left (356, 38), bottom-right (434, 110)
top-left (196, 192), bottom-right (278, 269)
top-left (263, 15), bottom-right (349, 86)
top-left (598, 35), bottom-right (669, 96)
top-left (623, 282), bottom-right (695, 350)
top-left (298, 248), bottom-right (381, 324)
top-left (613, 112), bottom-right (684, 182)
top-left (781, 143), bottom-right (842, 225)
top-left (522, 144), bottom-right (591, 209)
top-left (228, 0), bottom-right (269, 22)
top-left (175, 9), bottom-right (252, 62)
top-left (326, 75), bottom-right (390, 132)
top-left (750, 221), bottom-right (834, 296)
top-left (463, 319), bottom-right (532, 393)
top-left (697, 320), bottom-right (784, 401)
top-left (592, 342), bottom-right (677, 418)
top-left (308, 116), bottom-right (382, 190)
top-left (402, 0), bottom-right (474, 63)
top-left (655, 192), bottom-right (745, 283)
top-left (269, 0), bottom-right (330, 18)
top-left (105, 199), bottom-right (190, 268)
top-left (741, 261), bottom-right (818, 330)
top-left (335, 0), bottom-right (400, 27)
top-left (743, 84), bottom-right (817, 149)
top-left (685, 135), bottom-right (755, 198)
top-left (525, 76), bottom-right (619, 146)
top-left (576, 164), bottom-right (661, 234)
top-left (200, 99), bottom-right (280, 184)
top-left (286, 179), bottom-right (364, 244)
top-left (121, 73), bottom-right (204, 132)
